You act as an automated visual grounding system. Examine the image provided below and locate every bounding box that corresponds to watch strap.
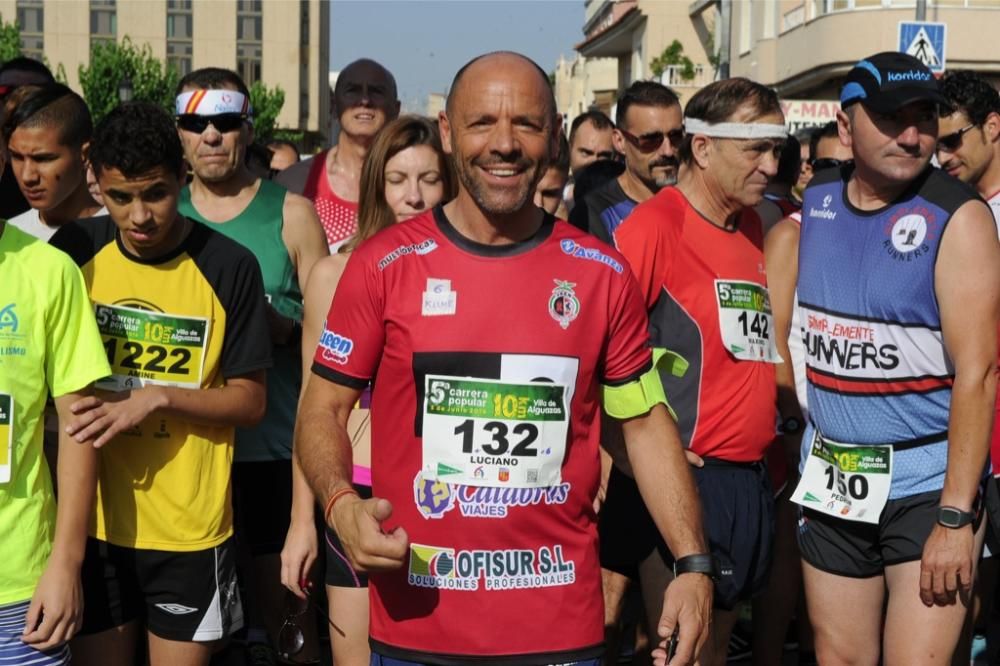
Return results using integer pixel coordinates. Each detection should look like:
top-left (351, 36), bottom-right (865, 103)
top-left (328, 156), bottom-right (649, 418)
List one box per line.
top-left (937, 505), bottom-right (974, 528)
top-left (673, 553), bottom-right (717, 581)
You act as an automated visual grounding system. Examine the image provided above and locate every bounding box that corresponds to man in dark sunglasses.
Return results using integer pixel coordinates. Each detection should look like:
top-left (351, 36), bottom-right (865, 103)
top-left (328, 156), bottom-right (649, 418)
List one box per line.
top-left (937, 69), bottom-right (1000, 656)
top-left (569, 81), bottom-right (683, 246)
top-left (937, 71), bottom-right (1000, 227)
top-left (174, 67), bottom-right (328, 666)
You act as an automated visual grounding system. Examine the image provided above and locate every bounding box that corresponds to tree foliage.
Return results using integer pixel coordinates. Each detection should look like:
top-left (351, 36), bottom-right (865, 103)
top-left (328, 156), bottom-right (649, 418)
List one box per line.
top-left (0, 14), bottom-right (21, 63)
top-left (649, 40), bottom-right (696, 81)
top-left (249, 80), bottom-right (286, 142)
top-left (78, 37), bottom-right (179, 122)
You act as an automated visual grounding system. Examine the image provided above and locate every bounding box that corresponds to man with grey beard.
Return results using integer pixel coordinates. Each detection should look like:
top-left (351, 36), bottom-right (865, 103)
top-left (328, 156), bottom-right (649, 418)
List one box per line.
top-left (569, 81), bottom-right (683, 246)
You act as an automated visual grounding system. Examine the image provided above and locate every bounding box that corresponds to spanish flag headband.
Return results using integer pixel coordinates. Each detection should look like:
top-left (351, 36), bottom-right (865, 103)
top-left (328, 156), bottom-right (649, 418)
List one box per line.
top-left (175, 89), bottom-right (253, 117)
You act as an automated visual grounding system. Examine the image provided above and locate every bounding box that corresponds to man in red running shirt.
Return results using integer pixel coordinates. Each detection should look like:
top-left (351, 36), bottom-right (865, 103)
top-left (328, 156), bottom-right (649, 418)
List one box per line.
top-left (296, 51), bottom-right (712, 666)
top-left (614, 78), bottom-right (787, 666)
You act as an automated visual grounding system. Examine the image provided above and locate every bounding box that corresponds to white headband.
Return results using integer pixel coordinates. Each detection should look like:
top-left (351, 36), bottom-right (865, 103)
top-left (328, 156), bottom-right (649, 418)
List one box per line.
top-left (683, 118), bottom-right (787, 139)
top-left (175, 90), bottom-right (252, 116)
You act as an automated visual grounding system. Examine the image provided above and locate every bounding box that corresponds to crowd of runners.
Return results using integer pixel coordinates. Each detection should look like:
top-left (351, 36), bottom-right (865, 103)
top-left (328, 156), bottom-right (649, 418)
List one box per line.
top-left (1, 42), bottom-right (1000, 666)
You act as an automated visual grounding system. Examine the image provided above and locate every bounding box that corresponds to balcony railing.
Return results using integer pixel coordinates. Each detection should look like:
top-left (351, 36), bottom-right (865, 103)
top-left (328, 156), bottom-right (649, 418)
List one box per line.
top-left (659, 64), bottom-right (710, 88)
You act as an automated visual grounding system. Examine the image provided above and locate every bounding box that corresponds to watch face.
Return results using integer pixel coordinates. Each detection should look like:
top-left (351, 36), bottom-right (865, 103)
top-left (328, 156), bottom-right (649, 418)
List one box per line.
top-left (938, 507), bottom-right (970, 528)
top-left (939, 509), bottom-right (960, 528)
top-left (782, 418), bottom-right (801, 434)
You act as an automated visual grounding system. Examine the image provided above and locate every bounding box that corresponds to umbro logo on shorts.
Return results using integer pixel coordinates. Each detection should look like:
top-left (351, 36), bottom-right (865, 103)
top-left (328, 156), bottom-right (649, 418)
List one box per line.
top-left (155, 602), bottom-right (199, 615)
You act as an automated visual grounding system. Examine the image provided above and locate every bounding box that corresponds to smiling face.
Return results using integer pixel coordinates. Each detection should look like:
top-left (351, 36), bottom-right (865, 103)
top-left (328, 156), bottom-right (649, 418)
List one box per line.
top-left (7, 124), bottom-right (87, 212)
top-left (440, 55), bottom-right (558, 218)
top-left (334, 60), bottom-right (400, 142)
top-left (936, 109), bottom-right (997, 186)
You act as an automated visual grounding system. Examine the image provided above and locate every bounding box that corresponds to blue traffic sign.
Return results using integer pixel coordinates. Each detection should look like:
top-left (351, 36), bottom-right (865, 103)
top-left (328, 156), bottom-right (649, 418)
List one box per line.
top-left (898, 21), bottom-right (946, 74)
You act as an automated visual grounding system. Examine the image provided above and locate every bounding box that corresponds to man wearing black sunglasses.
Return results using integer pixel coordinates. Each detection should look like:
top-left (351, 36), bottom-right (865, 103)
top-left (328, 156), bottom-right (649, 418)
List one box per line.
top-left (173, 67), bottom-right (328, 666)
top-left (937, 69), bottom-right (1000, 656)
top-left (937, 71), bottom-right (1000, 229)
top-left (569, 81), bottom-right (682, 246)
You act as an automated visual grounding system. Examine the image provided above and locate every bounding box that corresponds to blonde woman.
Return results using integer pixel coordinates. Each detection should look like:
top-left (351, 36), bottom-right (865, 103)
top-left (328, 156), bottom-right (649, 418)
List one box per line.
top-left (281, 115), bottom-right (456, 666)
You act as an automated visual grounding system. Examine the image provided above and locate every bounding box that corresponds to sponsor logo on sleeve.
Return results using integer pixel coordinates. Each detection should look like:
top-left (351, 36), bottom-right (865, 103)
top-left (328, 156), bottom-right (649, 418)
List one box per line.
top-left (377, 239), bottom-right (438, 271)
top-left (318, 326), bottom-right (354, 365)
top-left (559, 239), bottom-right (623, 273)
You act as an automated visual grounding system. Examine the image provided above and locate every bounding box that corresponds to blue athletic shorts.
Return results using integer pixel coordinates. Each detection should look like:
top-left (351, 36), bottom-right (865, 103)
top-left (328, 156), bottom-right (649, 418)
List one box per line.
top-left (0, 599), bottom-right (70, 665)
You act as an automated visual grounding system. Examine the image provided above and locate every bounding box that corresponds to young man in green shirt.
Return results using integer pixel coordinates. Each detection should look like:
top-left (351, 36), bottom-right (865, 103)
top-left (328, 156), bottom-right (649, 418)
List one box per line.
top-left (0, 148), bottom-right (111, 663)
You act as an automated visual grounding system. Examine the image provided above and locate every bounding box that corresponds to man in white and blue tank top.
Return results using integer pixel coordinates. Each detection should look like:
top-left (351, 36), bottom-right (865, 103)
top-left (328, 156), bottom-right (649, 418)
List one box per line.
top-left (789, 52), bottom-right (1000, 665)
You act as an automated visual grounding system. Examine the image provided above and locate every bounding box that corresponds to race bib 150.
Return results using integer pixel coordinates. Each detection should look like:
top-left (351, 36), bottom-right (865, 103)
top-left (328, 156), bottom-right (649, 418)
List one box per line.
top-left (791, 432), bottom-right (892, 524)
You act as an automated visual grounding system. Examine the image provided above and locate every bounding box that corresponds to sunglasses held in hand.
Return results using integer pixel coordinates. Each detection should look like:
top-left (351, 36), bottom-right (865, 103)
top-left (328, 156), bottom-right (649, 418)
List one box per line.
top-left (277, 581), bottom-right (338, 659)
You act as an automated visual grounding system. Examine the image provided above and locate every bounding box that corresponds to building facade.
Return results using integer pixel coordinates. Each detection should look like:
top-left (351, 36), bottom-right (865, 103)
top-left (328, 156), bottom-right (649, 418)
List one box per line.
top-left (553, 52), bottom-right (618, 129)
top-left (574, 0), bottom-right (716, 108)
top-left (729, 0), bottom-right (1000, 98)
top-left (2, 0), bottom-right (330, 138)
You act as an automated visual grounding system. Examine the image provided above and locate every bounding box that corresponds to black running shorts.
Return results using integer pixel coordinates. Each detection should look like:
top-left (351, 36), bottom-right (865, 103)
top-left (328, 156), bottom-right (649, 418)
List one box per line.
top-left (78, 537), bottom-right (243, 641)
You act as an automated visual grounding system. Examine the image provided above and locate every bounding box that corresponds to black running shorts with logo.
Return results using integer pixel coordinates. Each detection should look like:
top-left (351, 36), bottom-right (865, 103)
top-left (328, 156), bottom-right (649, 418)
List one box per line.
top-left (600, 459), bottom-right (774, 610)
top-left (797, 489), bottom-right (981, 578)
top-left (695, 458), bottom-right (775, 610)
top-left (78, 537), bottom-right (243, 641)
top-left (325, 484), bottom-right (373, 588)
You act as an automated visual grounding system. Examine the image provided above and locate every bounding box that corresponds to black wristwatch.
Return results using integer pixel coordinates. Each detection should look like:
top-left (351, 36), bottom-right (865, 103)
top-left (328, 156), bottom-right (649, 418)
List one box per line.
top-left (673, 554), bottom-right (717, 581)
top-left (778, 416), bottom-right (803, 435)
top-left (936, 506), bottom-right (975, 529)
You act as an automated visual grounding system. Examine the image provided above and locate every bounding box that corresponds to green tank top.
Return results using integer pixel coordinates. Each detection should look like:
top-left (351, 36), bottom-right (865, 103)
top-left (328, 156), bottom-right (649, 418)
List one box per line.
top-left (179, 179), bottom-right (302, 462)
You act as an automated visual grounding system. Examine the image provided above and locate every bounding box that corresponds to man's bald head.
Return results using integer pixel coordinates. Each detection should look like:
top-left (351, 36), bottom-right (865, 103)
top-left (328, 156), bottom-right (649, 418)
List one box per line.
top-left (334, 58), bottom-right (398, 102)
top-left (333, 58), bottom-right (400, 142)
top-left (446, 52), bottom-right (556, 120)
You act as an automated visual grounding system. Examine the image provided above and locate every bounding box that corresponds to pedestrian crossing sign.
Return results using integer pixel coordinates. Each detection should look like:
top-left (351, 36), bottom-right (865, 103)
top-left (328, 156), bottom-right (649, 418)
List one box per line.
top-left (898, 21), bottom-right (946, 74)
